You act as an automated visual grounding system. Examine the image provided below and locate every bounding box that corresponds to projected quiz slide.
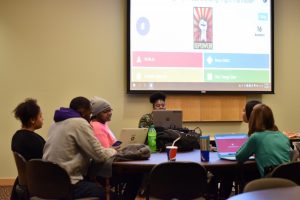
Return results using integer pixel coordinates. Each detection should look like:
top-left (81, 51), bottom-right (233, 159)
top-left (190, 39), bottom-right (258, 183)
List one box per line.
top-left (129, 0), bottom-right (272, 92)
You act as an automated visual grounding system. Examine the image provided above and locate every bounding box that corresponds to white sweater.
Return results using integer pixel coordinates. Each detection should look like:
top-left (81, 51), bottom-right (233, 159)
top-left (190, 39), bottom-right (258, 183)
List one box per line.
top-left (43, 118), bottom-right (116, 184)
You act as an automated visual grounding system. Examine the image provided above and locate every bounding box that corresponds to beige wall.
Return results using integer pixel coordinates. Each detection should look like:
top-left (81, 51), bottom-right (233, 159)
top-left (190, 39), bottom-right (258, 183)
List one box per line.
top-left (0, 0), bottom-right (299, 178)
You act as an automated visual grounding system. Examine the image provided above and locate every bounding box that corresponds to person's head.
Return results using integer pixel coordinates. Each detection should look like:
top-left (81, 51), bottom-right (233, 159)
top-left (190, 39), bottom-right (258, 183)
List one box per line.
top-left (69, 96), bottom-right (91, 121)
top-left (13, 98), bottom-right (43, 130)
top-left (149, 92), bottom-right (166, 110)
top-left (248, 104), bottom-right (278, 135)
top-left (90, 96), bottom-right (113, 124)
top-left (242, 100), bottom-right (261, 123)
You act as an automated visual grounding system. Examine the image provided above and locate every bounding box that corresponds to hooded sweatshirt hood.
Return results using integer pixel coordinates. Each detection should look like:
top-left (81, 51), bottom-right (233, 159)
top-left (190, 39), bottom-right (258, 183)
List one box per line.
top-left (53, 107), bottom-right (81, 122)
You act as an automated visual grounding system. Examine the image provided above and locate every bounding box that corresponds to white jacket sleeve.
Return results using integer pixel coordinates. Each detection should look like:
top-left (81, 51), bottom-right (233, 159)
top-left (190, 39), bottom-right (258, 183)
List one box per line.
top-left (74, 119), bottom-right (117, 162)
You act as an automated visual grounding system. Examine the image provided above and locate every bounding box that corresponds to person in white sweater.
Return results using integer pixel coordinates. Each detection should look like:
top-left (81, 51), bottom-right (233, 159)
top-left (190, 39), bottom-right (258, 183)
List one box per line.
top-left (43, 96), bottom-right (116, 199)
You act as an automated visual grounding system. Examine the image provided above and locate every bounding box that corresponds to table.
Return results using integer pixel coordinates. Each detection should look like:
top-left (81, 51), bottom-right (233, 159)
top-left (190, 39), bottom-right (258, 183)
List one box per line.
top-left (227, 186), bottom-right (300, 200)
top-left (113, 150), bottom-right (256, 173)
top-left (113, 150), bottom-right (258, 194)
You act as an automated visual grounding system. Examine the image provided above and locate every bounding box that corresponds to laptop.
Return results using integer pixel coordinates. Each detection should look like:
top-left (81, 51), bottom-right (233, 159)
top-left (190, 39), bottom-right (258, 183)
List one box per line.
top-left (214, 133), bottom-right (254, 160)
top-left (118, 128), bottom-right (148, 149)
top-left (152, 110), bottom-right (183, 129)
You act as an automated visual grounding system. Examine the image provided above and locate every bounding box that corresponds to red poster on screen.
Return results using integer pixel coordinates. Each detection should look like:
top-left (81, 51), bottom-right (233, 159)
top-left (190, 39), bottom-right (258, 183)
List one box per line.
top-left (193, 7), bottom-right (213, 50)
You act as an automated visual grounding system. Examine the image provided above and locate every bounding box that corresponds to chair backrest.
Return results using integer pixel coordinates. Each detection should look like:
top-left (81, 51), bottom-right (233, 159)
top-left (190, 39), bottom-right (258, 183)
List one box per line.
top-left (270, 161), bottom-right (300, 185)
top-left (294, 142), bottom-right (300, 160)
top-left (26, 159), bottom-right (72, 199)
top-left (147, 161), bottom-right (207, 199)
top-left (13, 151), bottom-right (27, 186)
top-left (12, 151), bottom-right (29, 199)
top-left (290, 149), bottom-right (299, 162)
top-left (243, 177), bottom-right (297, 192)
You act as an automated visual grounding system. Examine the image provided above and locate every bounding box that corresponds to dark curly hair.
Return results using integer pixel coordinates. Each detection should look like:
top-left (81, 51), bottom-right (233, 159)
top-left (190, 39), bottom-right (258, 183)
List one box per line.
top-left (149, 92), bottom-right (166, 104)
top-left (14, 98), bottom-right (40, 127)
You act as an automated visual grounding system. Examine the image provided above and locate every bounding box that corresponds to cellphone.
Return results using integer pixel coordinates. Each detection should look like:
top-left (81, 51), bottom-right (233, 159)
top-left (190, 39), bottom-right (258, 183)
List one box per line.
top-left (112, 140), bottom-right (122, 147)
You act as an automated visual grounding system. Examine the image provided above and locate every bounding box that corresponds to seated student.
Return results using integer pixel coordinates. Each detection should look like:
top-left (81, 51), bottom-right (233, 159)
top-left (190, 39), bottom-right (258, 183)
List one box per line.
top-left (240, 100), bottom-right (262, 183)
top-left (236, 104), bottom-right (291, 177)
top-left (242, 100), bottom-right (261, 124)
top-left (90, 96), bottom-right (143, 200)
top-left (138, 92), bottom-right (166, 128)
top-left (11, 98), bottom-right (45, 160)
top-left (11, 98), bottom-right (45, 200)
top-left (43, 96), bottom-right (117, 199)
top-left (207, 100), bottom-right (262, 200)
top-left (90, 96), bottom-right (117, 148)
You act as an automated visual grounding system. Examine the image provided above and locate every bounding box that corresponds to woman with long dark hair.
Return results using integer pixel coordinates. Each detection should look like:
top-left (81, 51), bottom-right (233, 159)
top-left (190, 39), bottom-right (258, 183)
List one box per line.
top-left (236, 104), bottom-right (290, 176)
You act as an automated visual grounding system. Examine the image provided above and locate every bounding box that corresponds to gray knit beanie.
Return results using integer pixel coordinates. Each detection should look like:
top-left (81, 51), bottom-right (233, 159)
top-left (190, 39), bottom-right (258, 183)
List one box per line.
top-left (90, 96), bottom-right (112, 117)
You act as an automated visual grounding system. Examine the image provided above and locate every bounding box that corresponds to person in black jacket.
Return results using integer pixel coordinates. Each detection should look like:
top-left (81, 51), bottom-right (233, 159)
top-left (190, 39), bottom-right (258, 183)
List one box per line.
top-left (11, 98), bottom-right (45, 200)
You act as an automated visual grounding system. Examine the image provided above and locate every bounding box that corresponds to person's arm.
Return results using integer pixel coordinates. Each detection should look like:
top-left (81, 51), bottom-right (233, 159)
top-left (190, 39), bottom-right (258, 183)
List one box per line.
top-left (138, 114), bottom-right (151, 128)
top-left (75, 120), bottom-right (116, 162)
top-left (236, 134), bottom-right (256, 163)
top-left (94, 131), bottom-right (110, 148)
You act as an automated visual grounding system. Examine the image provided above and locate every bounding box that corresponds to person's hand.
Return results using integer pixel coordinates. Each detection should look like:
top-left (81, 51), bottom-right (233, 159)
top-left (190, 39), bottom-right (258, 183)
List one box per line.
top-left (112, 145), bottom-right (121, 151)
top-left (210, 144), bottom-right (217, 152)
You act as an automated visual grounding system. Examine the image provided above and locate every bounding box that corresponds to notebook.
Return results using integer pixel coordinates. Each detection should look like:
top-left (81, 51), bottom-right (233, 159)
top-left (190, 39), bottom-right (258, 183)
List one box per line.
top-left (152, 110), bottom-right (183, 129)
top-left (118, 128), bottom-right (148, 149)
top-left (214, 133), bottom-right (254, 160)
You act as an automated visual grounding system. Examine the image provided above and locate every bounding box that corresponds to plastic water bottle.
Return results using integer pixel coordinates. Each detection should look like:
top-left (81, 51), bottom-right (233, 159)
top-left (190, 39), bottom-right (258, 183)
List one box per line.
top-left (148, 125), bottom-right (157, 153)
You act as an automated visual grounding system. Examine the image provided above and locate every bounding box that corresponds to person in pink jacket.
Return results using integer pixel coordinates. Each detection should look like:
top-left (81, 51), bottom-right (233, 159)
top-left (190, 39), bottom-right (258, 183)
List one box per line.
top-left (90, 96), bottom-right (118, 148)
top-left (90, 96), bottom-right (143, 200)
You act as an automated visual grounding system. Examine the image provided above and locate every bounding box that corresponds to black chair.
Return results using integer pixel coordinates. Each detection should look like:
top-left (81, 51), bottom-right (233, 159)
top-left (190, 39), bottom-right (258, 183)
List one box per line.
top-left (12, 151), bottom-right (29, 200)
top-left (26, 159), bottom-right (99, 200)
top-left (270, 161), bottom-right (300, 185)
top-left (147, 161), bottom-right (207, 200)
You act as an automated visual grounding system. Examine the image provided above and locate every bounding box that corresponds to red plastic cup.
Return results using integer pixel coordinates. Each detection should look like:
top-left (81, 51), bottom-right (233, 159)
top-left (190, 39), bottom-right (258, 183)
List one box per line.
top-left (166, 146), bottom-right (178, 161)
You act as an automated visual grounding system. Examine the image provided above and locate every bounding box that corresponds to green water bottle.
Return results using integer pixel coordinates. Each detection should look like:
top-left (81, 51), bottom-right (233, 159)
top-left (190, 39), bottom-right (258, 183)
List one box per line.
top-left (148, 125), bottom-right (157, 153)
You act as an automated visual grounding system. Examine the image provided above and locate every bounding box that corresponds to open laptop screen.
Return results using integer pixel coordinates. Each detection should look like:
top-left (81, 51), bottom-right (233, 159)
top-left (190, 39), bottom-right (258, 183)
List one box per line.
top-left (215, 134), bottom-right (248, 155)
top-left (118, 128), bottom-right (148, 149)
top-left (152, 110), bottom-right (182, 129)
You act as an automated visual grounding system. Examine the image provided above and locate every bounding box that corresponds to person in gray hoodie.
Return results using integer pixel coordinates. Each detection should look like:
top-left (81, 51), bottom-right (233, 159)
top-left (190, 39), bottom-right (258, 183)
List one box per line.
top-left (43, 96), bottom-right (116, 199)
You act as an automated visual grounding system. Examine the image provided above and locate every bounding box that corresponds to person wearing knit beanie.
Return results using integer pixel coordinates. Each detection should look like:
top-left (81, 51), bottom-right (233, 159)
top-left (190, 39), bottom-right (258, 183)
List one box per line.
top-left (90, 96), bottom-right (112, 118)
top-left (90, 96), bottom-right (117, 148)
top-left (90, 96), bottom-right (145, 200)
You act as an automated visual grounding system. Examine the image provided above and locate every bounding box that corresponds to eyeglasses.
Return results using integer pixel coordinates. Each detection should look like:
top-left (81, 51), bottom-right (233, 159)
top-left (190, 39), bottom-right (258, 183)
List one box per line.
top-left (154, 103), bottom-right (165, 109)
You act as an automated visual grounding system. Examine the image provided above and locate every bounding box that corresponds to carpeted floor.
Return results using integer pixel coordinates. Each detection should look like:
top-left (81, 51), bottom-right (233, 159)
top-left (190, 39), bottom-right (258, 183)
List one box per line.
top-left (0, 186), bottom-right (12, 200)
top-left (0, 186), bottom-right (147, 200)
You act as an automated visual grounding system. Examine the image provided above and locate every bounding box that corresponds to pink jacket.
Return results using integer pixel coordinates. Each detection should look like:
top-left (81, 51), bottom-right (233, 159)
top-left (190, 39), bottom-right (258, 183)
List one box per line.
top-left (90, 121), bottom-right (116, 148)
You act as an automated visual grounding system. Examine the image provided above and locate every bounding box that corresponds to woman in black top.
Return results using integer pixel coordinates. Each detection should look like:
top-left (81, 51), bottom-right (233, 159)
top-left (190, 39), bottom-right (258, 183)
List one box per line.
top-left (11, 98), bottom-right (45, 200)
top-left (11, 129), bottom-right (45, 160)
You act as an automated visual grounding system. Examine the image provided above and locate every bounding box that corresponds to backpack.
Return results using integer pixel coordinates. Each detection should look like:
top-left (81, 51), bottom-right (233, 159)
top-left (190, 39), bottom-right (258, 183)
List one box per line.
top-left (156, 127), bottom-right (201, 152)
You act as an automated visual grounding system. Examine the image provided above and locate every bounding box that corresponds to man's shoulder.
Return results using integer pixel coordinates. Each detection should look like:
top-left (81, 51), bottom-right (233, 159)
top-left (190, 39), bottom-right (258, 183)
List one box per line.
top-left (60, 117), bottom-right (88, 124)
top-left (53, 117), bottom-right (91, 130)
top-left (48, 118), bottom-right (93, 139)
